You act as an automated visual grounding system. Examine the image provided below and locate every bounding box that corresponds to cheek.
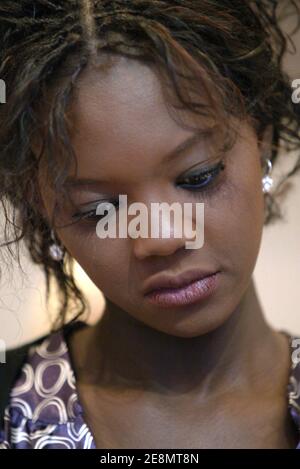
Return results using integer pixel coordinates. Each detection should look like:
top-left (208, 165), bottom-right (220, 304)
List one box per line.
top-left (63, 232), bottom-right (131, 297)
top-left (204, 159), bottom-right (265, 278)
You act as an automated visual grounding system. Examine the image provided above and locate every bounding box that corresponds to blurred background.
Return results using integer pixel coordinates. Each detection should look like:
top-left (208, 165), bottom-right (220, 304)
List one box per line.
top-left (1, 10), bottom-right (300, 349)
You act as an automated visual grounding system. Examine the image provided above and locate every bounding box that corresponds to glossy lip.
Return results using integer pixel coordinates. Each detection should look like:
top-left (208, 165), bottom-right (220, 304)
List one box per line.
top-left (144, 271), bottom-right (220, 308)
top-left (142, 268), bottom-right (220, 296)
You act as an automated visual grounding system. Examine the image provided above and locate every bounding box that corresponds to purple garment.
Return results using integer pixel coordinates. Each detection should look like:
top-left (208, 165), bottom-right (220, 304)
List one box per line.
top-left (0, 325), bottom-right (300, 449)
top-left (0, 326), bottom-right (95, 449)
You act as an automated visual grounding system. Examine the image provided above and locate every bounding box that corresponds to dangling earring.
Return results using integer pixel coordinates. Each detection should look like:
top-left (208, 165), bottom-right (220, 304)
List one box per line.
top-left (262, 158), bottom-right (274, 194)
top-left (49, 228), bottom-right (64, 262)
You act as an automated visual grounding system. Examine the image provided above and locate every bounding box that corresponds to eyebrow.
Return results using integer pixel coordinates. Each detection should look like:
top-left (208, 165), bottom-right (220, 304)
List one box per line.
top-left (64, 128), bottom-right (212, 189)
top-left (164, 128), bottom-right (212, 163)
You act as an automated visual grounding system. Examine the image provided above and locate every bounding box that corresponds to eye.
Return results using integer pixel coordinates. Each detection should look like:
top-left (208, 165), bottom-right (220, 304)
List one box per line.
top-left (71, 199), bottom-right (120, 224)
top-left (176, 160), bottom-right (225, 192)
top-left (70, 160), bottom-right (226, 226)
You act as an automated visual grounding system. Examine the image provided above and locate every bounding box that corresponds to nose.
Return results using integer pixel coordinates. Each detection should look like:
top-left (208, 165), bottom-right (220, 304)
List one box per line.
top-left (133, 231), bottom-right (188, 260)
top-left (131, 206), bottom-right (195, 260)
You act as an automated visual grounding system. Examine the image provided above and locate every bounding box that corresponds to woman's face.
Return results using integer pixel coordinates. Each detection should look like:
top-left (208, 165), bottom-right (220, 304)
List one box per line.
top-left (38, 55), bottom-right (267, 338)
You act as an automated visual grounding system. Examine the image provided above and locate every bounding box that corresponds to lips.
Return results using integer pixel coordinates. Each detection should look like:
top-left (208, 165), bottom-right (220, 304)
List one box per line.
top-left (142, 268), bottom-right (220, 296)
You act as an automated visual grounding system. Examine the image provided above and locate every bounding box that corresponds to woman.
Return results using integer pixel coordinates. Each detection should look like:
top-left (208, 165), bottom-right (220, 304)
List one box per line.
top-left (0, 0), bottom-right (300, 449)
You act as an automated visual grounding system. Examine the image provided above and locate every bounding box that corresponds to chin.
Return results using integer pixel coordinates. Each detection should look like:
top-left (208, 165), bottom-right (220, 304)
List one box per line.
top-left (140, 305), bottom-right (233, 339)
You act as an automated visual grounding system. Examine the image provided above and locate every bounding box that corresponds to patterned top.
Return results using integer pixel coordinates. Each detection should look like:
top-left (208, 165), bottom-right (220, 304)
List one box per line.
top-left (0, 323), bottom-right (300, 449)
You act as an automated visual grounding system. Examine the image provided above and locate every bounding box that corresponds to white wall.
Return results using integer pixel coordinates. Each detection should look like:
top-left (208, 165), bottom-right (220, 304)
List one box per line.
top-left (255, 11), bottom-right (300, 336)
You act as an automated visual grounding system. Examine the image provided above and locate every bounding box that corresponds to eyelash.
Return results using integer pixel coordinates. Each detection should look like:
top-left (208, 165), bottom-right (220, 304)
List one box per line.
top-left (176, 159), bottom-right (225, 195)
top-left (71, 160), bottom-right (226, 224)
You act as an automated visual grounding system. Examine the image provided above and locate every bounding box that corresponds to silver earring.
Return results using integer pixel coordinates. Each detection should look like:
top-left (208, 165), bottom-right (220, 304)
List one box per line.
top-left (262, 158), bottom-right (274, 194)
top-left (49, 228), bottom-right (64, 262)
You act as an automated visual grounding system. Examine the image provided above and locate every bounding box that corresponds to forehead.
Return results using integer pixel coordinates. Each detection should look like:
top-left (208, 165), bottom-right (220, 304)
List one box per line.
top-left (67, 56), bottom-right (216, 175)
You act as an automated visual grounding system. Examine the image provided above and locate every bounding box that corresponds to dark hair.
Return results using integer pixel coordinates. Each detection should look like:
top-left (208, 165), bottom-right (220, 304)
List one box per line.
top-left (0, 0), bottom-right (300, 329)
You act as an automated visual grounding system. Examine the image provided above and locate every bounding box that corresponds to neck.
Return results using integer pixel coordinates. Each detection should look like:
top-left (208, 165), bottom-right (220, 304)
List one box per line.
top-left (71, 277), bottom-right (280, 397)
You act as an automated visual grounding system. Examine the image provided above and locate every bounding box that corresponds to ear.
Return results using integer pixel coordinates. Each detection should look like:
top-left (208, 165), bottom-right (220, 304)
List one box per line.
top-left (24, 180), bottom-right (49, 224)
top-left (35, 183), bottom-right (49, 223)
top-left (258, 124), bottom-right (273, 167)
top-left (29, 137), bottom-right (50, 224)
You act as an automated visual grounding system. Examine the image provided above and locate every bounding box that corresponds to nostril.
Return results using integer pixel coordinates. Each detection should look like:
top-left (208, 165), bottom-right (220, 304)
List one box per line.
top-left (132, 235), bottom-right (187, 261)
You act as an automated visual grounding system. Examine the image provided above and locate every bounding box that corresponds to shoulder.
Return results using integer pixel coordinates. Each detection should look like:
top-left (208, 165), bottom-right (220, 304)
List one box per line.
top-left (0, 321), bottom-right (94, 449)
top-left (0, 322), bottom-right (86, 424)
top-left (0, 334), bottom-right (49, 423)
top-left (0, 320), bottom-right (88, 425)
top-left (282, 330), bottom-right (300, 447)
top-left (289, 335), bottom-right (300, 408)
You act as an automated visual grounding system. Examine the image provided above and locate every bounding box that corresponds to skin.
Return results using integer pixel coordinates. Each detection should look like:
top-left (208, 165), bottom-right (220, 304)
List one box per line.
top-left (36, 56), bottom-right (298, 448)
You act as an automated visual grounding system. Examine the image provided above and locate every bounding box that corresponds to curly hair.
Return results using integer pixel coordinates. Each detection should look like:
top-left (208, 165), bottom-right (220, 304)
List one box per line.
top-left (0, 0), bottom-right (300, 330)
